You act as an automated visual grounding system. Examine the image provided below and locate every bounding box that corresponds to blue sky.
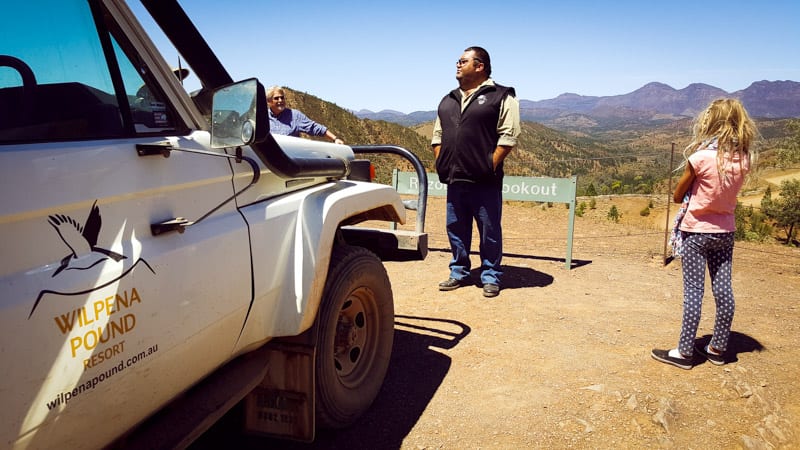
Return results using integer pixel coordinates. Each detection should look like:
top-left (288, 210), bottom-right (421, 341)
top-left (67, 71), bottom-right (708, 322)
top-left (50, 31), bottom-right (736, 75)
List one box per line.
top-left (132, 0), bottom-right (800, 114)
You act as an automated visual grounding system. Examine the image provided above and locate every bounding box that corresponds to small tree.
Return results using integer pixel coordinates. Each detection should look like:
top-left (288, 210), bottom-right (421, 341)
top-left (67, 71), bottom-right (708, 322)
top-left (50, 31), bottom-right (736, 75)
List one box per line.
top-left (586, 183), bottom-right (597, 197)
top-left (734, 202), bottom-right (748, 241)
top-left (765, 179), bottom-right (800, 245)
top-left (607, 205), bottom-right (620, 223)
top-left (761, 186), bottom-right (774, 214)
top-left (747, 209), bottom-right (773, 242)
top-left (777, 119), bottom-right (800, 167)
top-left (576, 201), bottom-right (587, 217)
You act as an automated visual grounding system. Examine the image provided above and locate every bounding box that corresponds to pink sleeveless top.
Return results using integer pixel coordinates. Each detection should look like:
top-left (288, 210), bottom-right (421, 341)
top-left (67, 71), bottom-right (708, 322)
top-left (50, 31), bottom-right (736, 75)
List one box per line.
top-left (680, 139), bottom-right (750, 233)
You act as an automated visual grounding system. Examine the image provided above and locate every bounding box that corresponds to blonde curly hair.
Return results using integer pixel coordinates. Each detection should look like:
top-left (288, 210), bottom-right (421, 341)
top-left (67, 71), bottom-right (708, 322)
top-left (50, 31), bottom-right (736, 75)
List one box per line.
top-left (684, 98), bottom-right (759, 175)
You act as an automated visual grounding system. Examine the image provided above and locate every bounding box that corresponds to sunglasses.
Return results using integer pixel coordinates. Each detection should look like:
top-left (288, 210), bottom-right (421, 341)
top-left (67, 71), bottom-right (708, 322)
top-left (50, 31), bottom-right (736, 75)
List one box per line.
top-left (456, 58), bottom-right (482, 66)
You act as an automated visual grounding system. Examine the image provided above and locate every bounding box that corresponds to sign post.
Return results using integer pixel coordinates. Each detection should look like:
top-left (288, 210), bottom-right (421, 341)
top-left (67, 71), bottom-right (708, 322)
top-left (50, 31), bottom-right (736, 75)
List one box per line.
top-left (394, 171), bottom-right (578, 269)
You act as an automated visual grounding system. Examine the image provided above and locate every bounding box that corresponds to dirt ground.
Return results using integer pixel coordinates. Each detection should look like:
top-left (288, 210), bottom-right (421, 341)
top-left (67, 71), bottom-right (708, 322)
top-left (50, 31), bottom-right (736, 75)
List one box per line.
top-left (196, 195), bottom-right (800, 449)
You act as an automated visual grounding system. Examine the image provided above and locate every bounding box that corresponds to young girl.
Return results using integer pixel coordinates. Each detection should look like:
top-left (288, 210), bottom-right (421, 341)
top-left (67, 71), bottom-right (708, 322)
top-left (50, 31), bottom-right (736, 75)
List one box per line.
top-left (652, 98), bottom-right (758, 369)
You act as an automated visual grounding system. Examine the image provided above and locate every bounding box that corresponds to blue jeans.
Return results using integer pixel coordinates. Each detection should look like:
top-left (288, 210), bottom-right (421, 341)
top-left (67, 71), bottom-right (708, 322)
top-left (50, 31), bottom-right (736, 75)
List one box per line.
top-left (445, 182), bottom-right (503, 286)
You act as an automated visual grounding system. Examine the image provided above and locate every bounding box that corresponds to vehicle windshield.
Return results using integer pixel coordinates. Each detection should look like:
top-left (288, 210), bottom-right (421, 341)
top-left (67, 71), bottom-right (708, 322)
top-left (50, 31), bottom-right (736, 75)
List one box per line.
top-left (1, 3), bottom-right (116, 94)
top-left (0, 0), bottom-right (184, 143)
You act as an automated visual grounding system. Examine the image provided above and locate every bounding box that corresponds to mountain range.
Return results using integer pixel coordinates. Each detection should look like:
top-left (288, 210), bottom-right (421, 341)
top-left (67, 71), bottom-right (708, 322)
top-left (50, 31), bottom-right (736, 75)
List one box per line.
top-left (282, 84), bottom-right (795, 195)
top-left (354, 80), bottom-right (800, 131)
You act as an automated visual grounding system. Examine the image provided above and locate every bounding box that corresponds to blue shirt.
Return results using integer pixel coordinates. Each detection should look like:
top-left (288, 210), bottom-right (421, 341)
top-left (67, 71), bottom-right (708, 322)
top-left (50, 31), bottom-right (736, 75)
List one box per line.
top-left (268, 108), bottom-right (328, 137)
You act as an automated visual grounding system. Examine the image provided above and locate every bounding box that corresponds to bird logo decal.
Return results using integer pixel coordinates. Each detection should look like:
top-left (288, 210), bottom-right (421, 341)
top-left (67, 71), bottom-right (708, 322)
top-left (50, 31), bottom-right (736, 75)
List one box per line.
top-left (48, 200), bottom-right (127, 277)
top-left (29, 201), bottom-right (154, 319)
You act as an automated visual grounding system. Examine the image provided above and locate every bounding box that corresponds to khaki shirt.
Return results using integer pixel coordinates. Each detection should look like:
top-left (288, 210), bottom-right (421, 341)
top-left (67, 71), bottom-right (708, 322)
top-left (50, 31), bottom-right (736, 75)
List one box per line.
top-left (431, 79), bottom-right (521, 148)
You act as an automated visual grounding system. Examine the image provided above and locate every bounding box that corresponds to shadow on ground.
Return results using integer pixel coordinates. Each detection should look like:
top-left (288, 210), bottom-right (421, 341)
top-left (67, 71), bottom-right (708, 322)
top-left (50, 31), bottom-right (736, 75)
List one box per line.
top-left (430, 246), bottom-right (592, 272)
top-left (695, 331), bottom-right (765, 365)
top-left (190, 316), bottom-right (470, 449)
top-left (498, 265), bottom-right (555, 289)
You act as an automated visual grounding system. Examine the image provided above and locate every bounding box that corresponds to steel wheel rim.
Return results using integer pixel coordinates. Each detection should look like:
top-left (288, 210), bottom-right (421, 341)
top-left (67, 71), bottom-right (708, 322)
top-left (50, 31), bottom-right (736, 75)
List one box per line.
top-left (332, 286), bottom-right (378, 386)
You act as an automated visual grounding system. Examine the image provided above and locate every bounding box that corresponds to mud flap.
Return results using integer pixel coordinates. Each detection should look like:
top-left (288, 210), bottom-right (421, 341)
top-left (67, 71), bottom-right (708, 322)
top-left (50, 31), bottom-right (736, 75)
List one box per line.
top-left (243, 340), bottom-right (316, 442)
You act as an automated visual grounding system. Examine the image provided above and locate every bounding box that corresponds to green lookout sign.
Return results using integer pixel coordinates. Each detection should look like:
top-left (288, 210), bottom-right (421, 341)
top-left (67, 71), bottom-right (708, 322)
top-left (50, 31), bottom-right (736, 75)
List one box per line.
top-left (393, 171), bottom-right (578, 269)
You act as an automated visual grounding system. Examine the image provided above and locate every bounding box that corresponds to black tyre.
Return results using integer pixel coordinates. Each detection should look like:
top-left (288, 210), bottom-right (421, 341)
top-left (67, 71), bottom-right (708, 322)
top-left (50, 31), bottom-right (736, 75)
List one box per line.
top-left (315, 245), bottom-right (394, 429)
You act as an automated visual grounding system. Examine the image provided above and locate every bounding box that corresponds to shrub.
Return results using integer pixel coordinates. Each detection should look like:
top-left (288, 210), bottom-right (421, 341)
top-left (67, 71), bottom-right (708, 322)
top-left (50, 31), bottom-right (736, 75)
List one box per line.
top-left (607, 205), bottom-right (621, 223)
top-left (734, 203), bottom-right (773, 242)
top-left (763, 179), bottom-right (800, 245)
top-left (576, 202), bottom-right (587, 217)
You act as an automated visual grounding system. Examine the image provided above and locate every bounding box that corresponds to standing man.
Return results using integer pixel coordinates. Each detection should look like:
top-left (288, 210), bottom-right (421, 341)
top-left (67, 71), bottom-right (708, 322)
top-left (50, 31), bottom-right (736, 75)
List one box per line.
top-left (432, 46), bottom-right (520, 298)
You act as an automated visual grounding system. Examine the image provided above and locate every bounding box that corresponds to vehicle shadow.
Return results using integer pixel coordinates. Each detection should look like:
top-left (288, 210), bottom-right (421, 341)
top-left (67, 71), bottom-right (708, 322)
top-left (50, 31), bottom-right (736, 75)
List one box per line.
top-left (191, 315), bottom-right (470, 449)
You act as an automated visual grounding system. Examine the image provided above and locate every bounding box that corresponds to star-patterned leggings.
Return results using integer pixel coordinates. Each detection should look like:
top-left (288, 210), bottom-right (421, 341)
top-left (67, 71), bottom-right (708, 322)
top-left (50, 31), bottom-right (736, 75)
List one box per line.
top-left (678, 232), bottom-right (736, 356)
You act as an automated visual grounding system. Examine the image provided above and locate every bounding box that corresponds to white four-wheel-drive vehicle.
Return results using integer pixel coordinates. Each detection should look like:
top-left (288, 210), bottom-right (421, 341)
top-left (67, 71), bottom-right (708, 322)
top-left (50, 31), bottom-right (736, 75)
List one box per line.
top-left (0, 1), bottom-right (428, 448)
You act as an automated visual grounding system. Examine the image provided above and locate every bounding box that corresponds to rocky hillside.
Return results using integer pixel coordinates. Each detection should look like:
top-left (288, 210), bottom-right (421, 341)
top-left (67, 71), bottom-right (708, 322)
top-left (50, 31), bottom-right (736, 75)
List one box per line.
top-left (278, 87), bottom-right (433, 184)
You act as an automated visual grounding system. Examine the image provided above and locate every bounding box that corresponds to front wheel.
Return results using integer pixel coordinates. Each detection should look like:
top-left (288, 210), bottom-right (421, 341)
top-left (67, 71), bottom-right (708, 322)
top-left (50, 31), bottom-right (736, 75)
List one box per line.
top-left (315, 245), bottom-right (394, 429)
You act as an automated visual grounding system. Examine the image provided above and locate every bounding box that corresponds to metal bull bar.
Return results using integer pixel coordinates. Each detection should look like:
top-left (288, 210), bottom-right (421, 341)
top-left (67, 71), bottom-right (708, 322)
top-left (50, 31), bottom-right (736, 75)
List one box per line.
top-left (348, 145), bottom-right (428, 260)
top-left (351, 145), bottom-right (428, 235)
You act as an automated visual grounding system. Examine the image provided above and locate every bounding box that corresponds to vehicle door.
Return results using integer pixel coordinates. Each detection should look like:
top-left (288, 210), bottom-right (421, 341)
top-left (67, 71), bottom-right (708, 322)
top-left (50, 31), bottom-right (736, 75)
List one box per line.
top-left (0, 1), bottom-right (252, 448)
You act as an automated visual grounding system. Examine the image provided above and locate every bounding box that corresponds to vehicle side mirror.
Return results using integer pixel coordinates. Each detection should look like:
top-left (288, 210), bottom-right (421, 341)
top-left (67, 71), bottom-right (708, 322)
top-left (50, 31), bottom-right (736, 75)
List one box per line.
top-left (210, 78), bottom-right (268, 148)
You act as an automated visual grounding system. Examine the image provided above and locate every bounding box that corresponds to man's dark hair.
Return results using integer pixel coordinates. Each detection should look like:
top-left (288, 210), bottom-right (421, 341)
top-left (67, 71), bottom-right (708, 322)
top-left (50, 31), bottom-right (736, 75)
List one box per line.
top-left (465, 46), bottom-right (491, 77)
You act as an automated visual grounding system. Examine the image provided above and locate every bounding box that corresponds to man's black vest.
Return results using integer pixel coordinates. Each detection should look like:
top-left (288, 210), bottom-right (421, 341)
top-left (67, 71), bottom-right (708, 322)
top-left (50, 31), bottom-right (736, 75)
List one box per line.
top-left (435, 83), bottom-right (515, 185)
